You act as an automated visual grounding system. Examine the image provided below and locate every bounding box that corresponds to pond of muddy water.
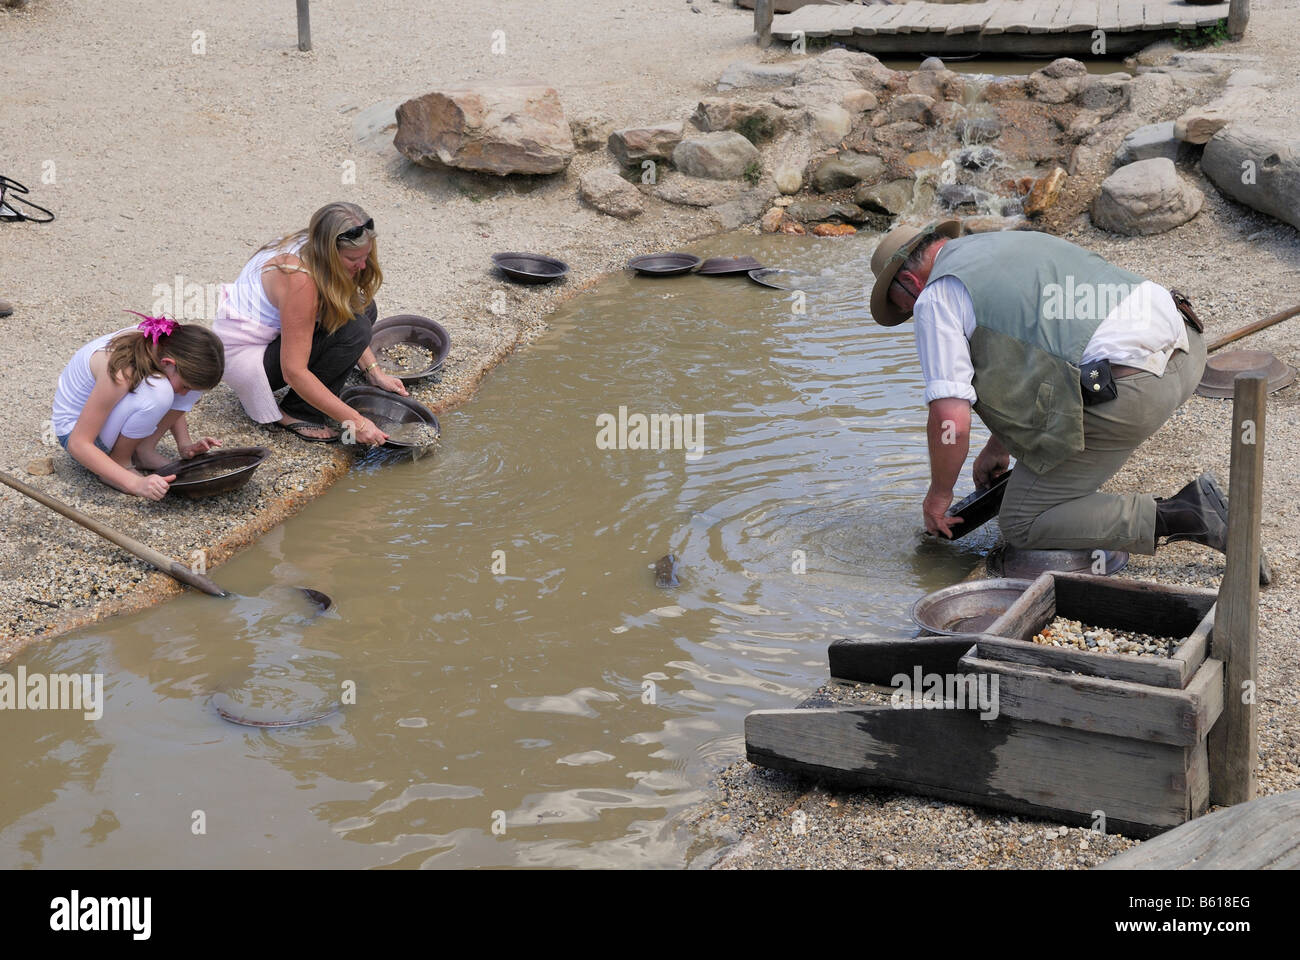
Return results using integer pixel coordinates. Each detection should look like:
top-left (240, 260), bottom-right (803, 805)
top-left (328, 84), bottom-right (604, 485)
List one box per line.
top-left (0, 232), bottom-right (1001, 868)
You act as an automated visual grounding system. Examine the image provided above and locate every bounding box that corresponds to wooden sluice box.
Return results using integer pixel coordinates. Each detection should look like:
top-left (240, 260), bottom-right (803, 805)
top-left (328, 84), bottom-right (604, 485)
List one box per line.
top-left (745, 572), bottom-right (1222, 838)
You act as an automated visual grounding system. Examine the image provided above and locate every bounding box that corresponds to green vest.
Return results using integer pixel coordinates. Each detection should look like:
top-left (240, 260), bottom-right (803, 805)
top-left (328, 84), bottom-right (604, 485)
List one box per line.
top-left (927, 232), bottom-right (1146, 474)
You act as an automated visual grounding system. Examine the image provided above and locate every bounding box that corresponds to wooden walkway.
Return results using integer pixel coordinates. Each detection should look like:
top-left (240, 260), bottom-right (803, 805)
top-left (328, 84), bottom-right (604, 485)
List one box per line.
top-left (770, 1), bottom-right (1237, 56)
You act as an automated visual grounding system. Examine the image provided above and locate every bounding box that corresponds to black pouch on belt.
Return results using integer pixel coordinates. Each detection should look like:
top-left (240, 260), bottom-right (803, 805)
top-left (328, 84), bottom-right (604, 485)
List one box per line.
top-left (1169, 288), bottom-right (1204, 333)
top-left (1080, 358), bottom-right (1118, 405)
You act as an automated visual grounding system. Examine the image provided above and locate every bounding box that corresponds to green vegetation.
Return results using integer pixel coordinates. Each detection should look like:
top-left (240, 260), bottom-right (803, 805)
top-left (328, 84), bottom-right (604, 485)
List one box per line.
top-left (736, 113), bottom-right (777, 145)
top-left (1173, 18), bottom-right (1229, 49)
top-left (743, 160), bottom-right (762, 186)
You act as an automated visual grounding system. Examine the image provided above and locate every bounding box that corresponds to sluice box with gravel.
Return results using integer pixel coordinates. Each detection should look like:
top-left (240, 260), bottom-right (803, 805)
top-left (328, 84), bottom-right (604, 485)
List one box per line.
top-left (745, 572), bottom-right (1223, 838)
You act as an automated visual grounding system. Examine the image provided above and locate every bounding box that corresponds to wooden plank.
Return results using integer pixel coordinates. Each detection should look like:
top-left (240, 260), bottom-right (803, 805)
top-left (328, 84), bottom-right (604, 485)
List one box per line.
top-left (1209, 373), bottom-right (1265, 806)
top-left (891, 2), bottom-right (933, 35)
top-left (986, 571), bottom-right (1056, 641)
top-left (1101, 788), bottom-right (1300, 869)
top-left (746, 705), bottom-right (1196, 835)
top-left (860, 3), bottom-right (911, 36)
top-left (1028, 0), bottom-right (1068, 33)
top-left (1004, 0), bottom-right (1041, 33)
top-left (828, 635), bottom-right (982, 685)
top-left (1188, 737), bottom-right (1210, 820)
top-left (976, 634), bottom-right (1187, 687)
top-left (1097, 0), bottom-right (1123, 32)
top-left (756, 0), bottom-right (775, 48)
top-left (959, 651), bottom-right (1223, 746)
top-left (982, 0), bottom-right (1022, 34)
top-left (1065, 0), bottom-right (1100, 31)
top-left (1051, 571), bottom-right (1218, 638)
top-left (1172, 604), bottom-right (1214, 686)
top-left (825, 5), bottom-right (863, 36)
top-left (1117, 0), bottom-right (1146, 30)
top-left (947, 0), bottom-right (996, 34)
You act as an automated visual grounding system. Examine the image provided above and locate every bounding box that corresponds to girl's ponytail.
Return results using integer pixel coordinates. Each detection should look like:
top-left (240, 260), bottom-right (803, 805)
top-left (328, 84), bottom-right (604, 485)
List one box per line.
top-left (107, 314), bottom-right (225, 392)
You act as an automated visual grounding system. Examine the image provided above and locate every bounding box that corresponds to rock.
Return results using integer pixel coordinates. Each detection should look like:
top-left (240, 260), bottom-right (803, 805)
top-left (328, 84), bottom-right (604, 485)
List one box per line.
top-left (810, 104), bottom-right (853, 143)
top-left (26, 457), bottom-right (54, 476)
top-left (1113, 121), bottom-right (1188, 167)
top-left (394, 85), bottom-right (575, 175)
top-left (955, 117), bottom-right (1002, 144)
top-left (842, 89), bottom-right (879, 114)
top-left (1077, 74), bottom-right (1130, 113)
top-left (963, 215), bottom-right (1021, 233)
top-left (1024, 166), bottom-right (1067, 216)
top-left (653, 176), bottom-right (740, 207)
top-left (774, 163), bottom-right (803, 195)
top-left (569, 113), bottom-right (614, 152)
top-left (1026, 68), bottom-right (1088, 105)
top-left (905, 150), bottom-right (944, 168)
top-left (672, 132), bottom-right (760, 180)
top-left (608, 122), bottom-right (685, 166)
top-left (691, 99), bottom-right (783, 139)
top-left (956, 146), bottom-right (997, 172)
top-left (1126, 72), bottom-right (1177, 122)
top-left (1128, 39), bottom-right (1178, 68)
top-left (982, 77), bottom-right (1028, 101)
top-left (1174, 85), bottom-right (1269, 144)
top-left (578, 168), bottom-right (644, 220)
top-left (1202, 124), bottom-right (1300, 231)
top-left (853, 178), bottom-right (914, 215)
top-left (1092, 157), bottom-right (1203, 235)
top-left (937, 183), bottom-right (990, 212)
top-left (1068, 143), bottom-right (1105, 177)
top-left (773, 196), bottom-right (793, 207)
top-left (812, 223), bottom-right (857, 236)
top-left (779, 220), bottom-right (807, 235)
top-left (785, 200), bottom-right (866, 224)
top-left (874, 93), bottom-right (936, 126)
top-left (761, 207), bottom-right (785, 233)
top-left (706, 188), bottom-right (774, 230)
top-left (919, 56), bottom-right (945, 72)
top-left (811, 151), bottom-right (886, 192)
top-left (717, 62), bottom-right (800, 92)
top-left (1040, 58), bottom-right (1088, 80)
top-left (872, 121), bottom-right (927, 151)
top-left (907, 70), bottom-right (962, 101)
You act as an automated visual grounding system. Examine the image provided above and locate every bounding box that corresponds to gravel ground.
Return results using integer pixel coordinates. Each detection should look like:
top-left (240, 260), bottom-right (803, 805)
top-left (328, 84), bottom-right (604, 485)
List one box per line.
top-left (0, 0), bottom-right (769, 661)
top-left (694, 0), bottom-right (1300, 870)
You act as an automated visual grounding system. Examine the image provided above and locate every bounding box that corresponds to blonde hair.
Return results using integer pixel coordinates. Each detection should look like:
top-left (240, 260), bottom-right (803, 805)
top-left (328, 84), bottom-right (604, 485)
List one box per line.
top-left (106, 325), bottom-right (225, 393)
top-left (259, 202), bottom-right (383, 335)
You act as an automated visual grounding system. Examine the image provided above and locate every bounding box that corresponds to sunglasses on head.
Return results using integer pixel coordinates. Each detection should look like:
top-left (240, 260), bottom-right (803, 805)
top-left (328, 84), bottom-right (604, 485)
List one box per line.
top-left (337, 218), bottom-right (374, 243)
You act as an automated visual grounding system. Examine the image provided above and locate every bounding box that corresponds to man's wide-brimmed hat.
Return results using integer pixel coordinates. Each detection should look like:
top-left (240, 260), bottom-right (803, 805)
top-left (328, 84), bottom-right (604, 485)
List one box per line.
top-left (869, 219), bottom-right (963, 327)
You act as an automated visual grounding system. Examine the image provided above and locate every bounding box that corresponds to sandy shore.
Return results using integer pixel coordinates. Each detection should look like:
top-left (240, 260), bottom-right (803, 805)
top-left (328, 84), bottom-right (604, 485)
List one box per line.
top-left (0, 0), bottom-right (773, 661)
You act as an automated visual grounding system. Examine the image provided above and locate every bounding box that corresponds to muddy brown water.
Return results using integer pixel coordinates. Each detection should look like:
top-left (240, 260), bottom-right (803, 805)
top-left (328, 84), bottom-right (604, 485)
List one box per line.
top-left (0, 233), bottom-right (1001, 868)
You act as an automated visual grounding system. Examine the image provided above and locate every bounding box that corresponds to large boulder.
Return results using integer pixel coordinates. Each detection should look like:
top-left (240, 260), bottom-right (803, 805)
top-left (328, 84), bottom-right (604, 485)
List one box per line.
top-left (1027, 59), bottom-right (1090, 104)
top-left (608, 122), bottom-right (684, 166)
top-left (1174, 78), bottom-right (1269, 144)
top-left (785, 200), bottom-right (869, 224)
top-left (395, 85), bottom-right (575, 175)
top-left (578, 168), bottom-right (644, 220)
top-left (672, 132), bottom-right (761, 180)
top-left (653, 176), bottom-right (742, 208)
top-left (873, 93), bottom-right (936, 126)
top-left (1113, 121), bottom-right (1192, 167)
top-left (853, 178), bottom-right (914, 215)
top-left (1202, 124), bottom-right (1300, 231)
top-left (1091, 157), bottom-right (1203, 235)
top-left (811, 151), bottom-right (886, 192)
top-left (717, 62), bottom-right (800, 92)
top-left (691, 99), bottom-right (784, 139)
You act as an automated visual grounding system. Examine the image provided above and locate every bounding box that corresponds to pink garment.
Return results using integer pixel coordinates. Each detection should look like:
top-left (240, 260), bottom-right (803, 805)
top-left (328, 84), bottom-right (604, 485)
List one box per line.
top-left (213, 307), bottom-right (282, 424)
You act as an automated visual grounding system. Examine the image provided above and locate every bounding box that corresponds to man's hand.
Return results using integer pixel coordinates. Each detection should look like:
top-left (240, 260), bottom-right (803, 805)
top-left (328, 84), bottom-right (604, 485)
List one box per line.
top-left (972, 443), bottom-right (1011, 489)
top-left (923, 485), bottom-right (962, 539)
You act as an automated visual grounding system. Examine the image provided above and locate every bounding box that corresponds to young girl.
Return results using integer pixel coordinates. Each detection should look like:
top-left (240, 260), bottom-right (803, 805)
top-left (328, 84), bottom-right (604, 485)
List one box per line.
top-left (51, 314), bottom-right (226, 500)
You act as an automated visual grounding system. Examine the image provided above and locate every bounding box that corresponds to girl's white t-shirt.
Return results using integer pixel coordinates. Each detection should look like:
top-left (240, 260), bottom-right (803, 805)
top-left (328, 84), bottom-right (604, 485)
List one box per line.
top-left (51, 328), bottom-right (201, 443)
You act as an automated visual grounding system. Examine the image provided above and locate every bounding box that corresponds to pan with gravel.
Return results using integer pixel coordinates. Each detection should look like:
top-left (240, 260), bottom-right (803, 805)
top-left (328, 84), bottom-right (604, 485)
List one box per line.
top-left (152, 446), bottom-right (272, 498)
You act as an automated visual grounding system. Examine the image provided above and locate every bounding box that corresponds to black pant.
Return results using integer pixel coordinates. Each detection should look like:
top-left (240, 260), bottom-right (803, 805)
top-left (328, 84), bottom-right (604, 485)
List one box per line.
top-left (263, 301), bottom-right (377, 421)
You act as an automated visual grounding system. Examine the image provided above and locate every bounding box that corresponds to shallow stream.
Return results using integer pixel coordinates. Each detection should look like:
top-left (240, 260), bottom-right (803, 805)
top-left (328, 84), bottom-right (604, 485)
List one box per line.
top-left (0, 233), bottom-right (997, 868)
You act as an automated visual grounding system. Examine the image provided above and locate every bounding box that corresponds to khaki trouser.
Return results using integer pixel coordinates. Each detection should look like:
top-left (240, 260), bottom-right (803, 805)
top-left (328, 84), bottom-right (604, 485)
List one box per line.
top-left (997, 324), bottom-right (1206, 555)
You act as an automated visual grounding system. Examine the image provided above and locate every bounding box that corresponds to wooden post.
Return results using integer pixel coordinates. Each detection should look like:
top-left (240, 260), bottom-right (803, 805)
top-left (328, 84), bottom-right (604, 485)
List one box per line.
top-left (1227, 0), bottom-right (1249, 41)
top-left (755, 0), bottom-right (774, 49)
top-left (296, 0), bottom-right (312, 52)
top-left (1208, 373), bottom-right (1265, 806)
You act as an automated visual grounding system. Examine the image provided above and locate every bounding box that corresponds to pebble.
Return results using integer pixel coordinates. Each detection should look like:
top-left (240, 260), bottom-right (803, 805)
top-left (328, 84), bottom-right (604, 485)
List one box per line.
top-left (1032, 616), bottom-right (1180, 658)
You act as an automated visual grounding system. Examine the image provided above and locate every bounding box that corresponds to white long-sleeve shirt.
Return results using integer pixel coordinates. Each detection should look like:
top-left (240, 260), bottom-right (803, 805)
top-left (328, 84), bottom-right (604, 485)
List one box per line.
top-left (913, 275), bottom-right (1190, 405)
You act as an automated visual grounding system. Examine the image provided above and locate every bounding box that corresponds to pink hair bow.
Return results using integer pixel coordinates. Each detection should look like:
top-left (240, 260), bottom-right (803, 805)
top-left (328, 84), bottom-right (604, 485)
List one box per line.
top-left (124, 310), bottom-right (177, 345)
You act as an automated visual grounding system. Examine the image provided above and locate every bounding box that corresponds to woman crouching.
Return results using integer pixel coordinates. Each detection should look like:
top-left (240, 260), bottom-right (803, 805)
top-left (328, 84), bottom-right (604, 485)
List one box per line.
top-left (213, 202), bottom-right (407, 446)
top-left (52, 316), bottom-right (225, 500)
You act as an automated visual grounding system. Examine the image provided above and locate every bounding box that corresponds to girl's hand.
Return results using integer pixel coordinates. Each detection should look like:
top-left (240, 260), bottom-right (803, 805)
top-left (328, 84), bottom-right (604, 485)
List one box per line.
top-left (180, 437), bottom-right (221, 459)
top-left (134, 473), bottom-right (175, 501)
top-left (367, 368), bottom-right (409, 397)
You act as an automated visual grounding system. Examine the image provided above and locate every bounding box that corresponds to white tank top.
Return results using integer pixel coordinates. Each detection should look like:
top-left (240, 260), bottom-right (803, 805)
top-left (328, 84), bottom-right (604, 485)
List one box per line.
top-left (217, 239), bottom-right (308, 331)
